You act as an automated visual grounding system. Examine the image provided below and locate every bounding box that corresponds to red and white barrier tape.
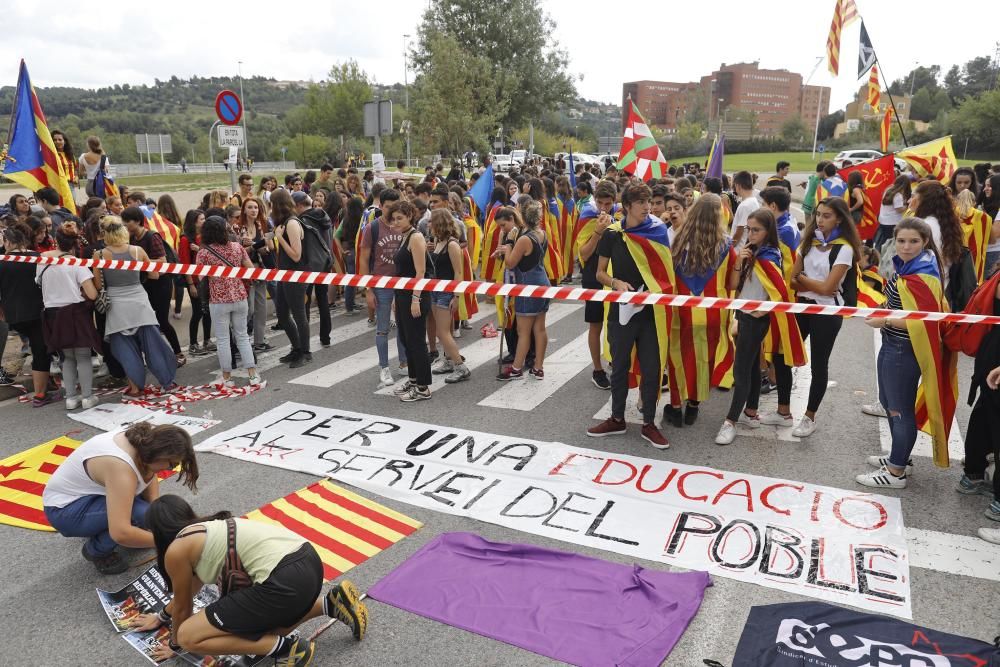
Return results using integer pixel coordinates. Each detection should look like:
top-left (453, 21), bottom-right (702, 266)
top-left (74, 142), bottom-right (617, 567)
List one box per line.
top-left (2, 253), bottom-right (998, 326)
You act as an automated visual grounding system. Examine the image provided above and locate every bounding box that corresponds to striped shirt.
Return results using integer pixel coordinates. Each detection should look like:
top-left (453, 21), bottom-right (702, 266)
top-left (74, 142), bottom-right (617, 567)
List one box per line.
top-left (883, 275), bottom-right (910, 340)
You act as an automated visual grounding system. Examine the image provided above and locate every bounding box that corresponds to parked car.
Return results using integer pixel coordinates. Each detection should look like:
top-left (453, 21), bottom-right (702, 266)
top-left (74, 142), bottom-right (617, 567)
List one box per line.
top-left (493, 154), bottom-right (515, 172)
top-left (510, 149), bottom-right (528, 165)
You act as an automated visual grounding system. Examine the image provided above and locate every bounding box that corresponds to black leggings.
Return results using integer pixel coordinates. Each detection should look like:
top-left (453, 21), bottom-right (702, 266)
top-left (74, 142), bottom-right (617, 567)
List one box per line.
top-left (188, 294), bottom-right (212, 346)
top-left (395, 292), bottom-right (431, 387)
top-left (726, 312), bottom-right (772, 422)
top-left (173, 277), bottom-right (185, 314)
top-left (144, 279), bottom-right (182, 355)
top-left (772, 311), bottom-right (843, 413)
top-left (11, 319), bottom-right (49, 373)
top-left (276, 282), bottom-right (310, 354)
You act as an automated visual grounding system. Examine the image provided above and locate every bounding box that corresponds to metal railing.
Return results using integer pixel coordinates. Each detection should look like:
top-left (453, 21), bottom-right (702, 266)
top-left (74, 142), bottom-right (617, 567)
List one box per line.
top-left (109, 161), bottom-right (297, 177)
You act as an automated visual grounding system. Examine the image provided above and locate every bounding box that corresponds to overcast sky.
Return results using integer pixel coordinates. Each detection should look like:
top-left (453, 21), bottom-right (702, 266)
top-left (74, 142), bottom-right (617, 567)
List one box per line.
top-left (2, 0), bottom-right (997, 113)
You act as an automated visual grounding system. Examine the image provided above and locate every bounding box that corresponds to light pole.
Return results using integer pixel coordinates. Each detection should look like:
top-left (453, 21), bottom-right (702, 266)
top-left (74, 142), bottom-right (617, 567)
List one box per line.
top-left (802, 55), bottom-right (824, 158)
top-left (716, 98), bottom-right (724, 132)
top-left (403, 34), bottom-right (411, 168)
top-left (908, 61), bottom-right (921, 99)
top-left (238, 60), bottom-right (248, 166)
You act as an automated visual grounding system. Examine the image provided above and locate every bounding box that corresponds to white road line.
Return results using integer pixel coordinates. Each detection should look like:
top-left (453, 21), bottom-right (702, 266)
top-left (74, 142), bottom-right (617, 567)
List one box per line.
top-left (871, 330), bottom-right (964, 461)
top-left (906, 527), bottom-right (1000, 581)
top-left (478, 330), bottom-right (592, 411)
top-left (291, 308), bottom-right (491, 388)
top-left (373, 302), bottom-right (581, 396)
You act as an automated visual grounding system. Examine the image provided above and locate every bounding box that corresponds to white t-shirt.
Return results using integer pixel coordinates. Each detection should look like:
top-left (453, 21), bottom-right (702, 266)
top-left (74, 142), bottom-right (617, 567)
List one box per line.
top-left (877, 193), bottom-right (904, 227)
top-left (36, 263), bottom-right (93, 308)
top-left (78, 153), bottom-right (108, 180)
top-left (42, 431), bottom-right (151, 509)
top-left (731, 195), bottom-right (760, 246)
top-left (921, 214), bottom-right (943, 251)
top-left (798, 244), bottom-right (853, 306)
top-left (738, 266), bottom-right (768, 302)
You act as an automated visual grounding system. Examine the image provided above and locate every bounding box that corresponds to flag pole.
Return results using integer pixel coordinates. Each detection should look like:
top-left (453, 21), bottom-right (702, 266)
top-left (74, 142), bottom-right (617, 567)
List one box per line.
top-left (862, 32), bottom-right (909, 147)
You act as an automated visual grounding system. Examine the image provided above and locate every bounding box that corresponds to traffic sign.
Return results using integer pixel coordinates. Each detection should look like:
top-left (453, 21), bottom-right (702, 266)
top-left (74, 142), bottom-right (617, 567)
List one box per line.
top-left (818, 143), bottom-right (826, 153)
top-left (217, 125), bottom-right (245, 148)
top-left (215, 90), bottom-right (243, 126)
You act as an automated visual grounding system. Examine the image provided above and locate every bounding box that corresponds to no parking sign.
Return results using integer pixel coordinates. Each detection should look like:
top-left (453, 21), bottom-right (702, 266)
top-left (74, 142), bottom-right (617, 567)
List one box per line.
top-left (214, 90), bottom-right (243, 126)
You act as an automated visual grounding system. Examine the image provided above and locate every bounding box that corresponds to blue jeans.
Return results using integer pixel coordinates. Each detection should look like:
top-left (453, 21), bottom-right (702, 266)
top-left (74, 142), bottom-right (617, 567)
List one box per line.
top-left (210, 300), bottom-right (256, 372)
top-left (877, 333), bottom-right (921, 468)
top-left (374, 287), bottom-right (406, 369)
top-left (45, 494), bottom-right (150, 557)
top-left (109, 325), bottom-right (177, 388)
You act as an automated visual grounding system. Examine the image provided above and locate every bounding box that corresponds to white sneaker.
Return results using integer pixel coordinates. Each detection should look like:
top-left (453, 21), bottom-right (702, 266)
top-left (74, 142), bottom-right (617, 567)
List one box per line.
top-left (715, 422), bottom-right (737, 445)
top-left (453, 328), bottom-right (462, 339)
top-left (379, 367), bottom-right (395, 387)
top-left (248, 375), bottom-right (264, 387)
top-left (65, 396), bottom-right (81, 410)
top-left (791, 416), bottom-right (817, 438)
top-left (393, 379), bottom-right (414, 396)
top-left (81, 396), bottom-right (100, 410)
top-left (221, 379), bottom-right (236, 389)
top-left (759, 411), bottom-right (794, 426)
top-left (978, 527), bottom-right (1000, 544)
top-left (432, 359), bottom-right (454, 375)
top-left (737, 412), bottom-right (760, 429)
top-left (866, 455), bottom-right (913, 474)
top-left (862, 403), bottom-right (887, 417)
top-left (856, 466), bottom-right (908, 489)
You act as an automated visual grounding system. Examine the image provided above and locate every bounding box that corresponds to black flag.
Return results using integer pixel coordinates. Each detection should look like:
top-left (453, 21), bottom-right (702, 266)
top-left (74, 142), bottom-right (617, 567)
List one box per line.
top-left (858, 21), bottom-right (876, 78)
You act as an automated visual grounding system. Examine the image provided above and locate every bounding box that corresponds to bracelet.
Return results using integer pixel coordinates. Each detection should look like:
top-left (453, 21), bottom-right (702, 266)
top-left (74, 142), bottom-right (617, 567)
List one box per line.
top-left (157, 608), bottom-right (171, 623)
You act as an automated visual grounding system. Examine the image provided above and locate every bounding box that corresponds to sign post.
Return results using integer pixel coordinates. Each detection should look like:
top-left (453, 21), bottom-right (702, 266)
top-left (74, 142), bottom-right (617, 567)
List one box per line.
top-left (363, 99), bottom-right (393, 156)
top-left (215, 90), bottom-right (244, 193)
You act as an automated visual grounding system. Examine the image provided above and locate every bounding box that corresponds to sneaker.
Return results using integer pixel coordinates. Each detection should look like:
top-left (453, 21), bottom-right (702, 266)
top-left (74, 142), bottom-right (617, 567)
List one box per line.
top-left (986, 500), bottom-right (1000, 522)
top-left (366, 318), bottom-right (375, 328)
top-left (737, 412), bottom-right (760, 429)
top-left (759, 411), bottom-right (794, 426)
top-left (460, 320), bottom-right (473, 330)
top-left (587, 417), bottom-right (627, 437)
top-left (867, 456), bottom-right (914, 474)
top-left (496, 365), bottom-right (524, 381)
top-left (273, 635), bottom-right (316, 667)
top-left (393, 379), bottom-right (415, 396)
top-left (444, 364), bottom-right (471, 384)
top-left (188, 343), bottom-right (203, 356)
top-left (978, 526), bottom-right (1000, 544)
top-left (345, 308), bottom-right (359, 316)
top-left (432, 359), bottom-right (454, 375)
top-left (253, 342), bottom-right (275, 352)
top-left (221, 379), bottom-right (237, 389)
top-left (65, 396), bottom-right (81, 410)
top-left (379, 367), bottom-right (395, 388)
top-left (0, 368), bottom-right (14, 386)
top-left (204, 342), bottom-right (218, 352)
top-left (400, 385), bottom-right (432, 402)
top-left (683, 403), bottom-right (699, 425)
top-left (320, 338), bottom-right (331, 347)
top-left (175, 354), bottom-right (187, 368)
top-left (81, 543), bottom-right (129, 575)
top-left (279, 350), bottom-right (299, 363)
top-left (325, 580), bottom-right (368, 641)
top-left (528, 367), bottom-right (544, 380)
top-left (591, 370), bottom-right (611, 390)
top-left (715, 421), bottom-right (737, 445)
top-left (453, 327), bottom-right (462, 339)
top-left (641, 423), bottom-right (670, 449)
top-left (501, 352), bottom-right (516, 364)
top-left (862, 403), bottom-right (888, 417)
top-left (289, 354), bottom-right (310, 369)
top-left (956, 475), bottom-right (991, 496)
top-left (759, 375), bottom-right (778, 394)
top-left (428, 349), bottom-right (440, 363)
top-left (81, 396), bottom-right (100, 410)
top-left (856, 466), bottom-right (907, 489)
top-left (248, 375), bottom-right (264, 387)
top-left (32, 393), bottom-right (56, 408)
top-left (791, 416), bottom-right (817, 438)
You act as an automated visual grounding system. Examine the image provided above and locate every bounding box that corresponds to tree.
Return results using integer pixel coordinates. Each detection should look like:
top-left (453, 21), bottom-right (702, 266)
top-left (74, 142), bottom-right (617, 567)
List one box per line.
top-left (780, 115), bottom-right (808, 144)
top-left (962, 56), bottom-right (996, 99)
top-left (411, 32), bottom-right (508, 156)
top-left (888, 65), bottom-right (941, 96)
top-left (817, 110), bottom-right (844, 140)
top-left (944, 64), bottom-right (964, 103)
top-left (303, 60), bottom-right (372, 138)
top-left (412, 0), bottom-right (576, 129)
top-left (949, 89), bottom-right (1000, 154)
top-left (909, 86), bottom-right (951, 122)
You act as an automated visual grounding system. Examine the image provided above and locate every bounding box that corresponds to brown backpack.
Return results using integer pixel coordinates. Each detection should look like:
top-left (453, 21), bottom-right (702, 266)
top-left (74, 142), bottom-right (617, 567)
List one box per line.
top-left (217, 518), bottom-right (253, 596)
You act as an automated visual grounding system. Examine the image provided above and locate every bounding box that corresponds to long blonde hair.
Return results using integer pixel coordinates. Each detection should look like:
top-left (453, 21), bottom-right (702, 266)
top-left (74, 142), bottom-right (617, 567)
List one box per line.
top-left (956, 189), bottom-right (978, 219)
top-left (672, 193), bottom-right (727, 275)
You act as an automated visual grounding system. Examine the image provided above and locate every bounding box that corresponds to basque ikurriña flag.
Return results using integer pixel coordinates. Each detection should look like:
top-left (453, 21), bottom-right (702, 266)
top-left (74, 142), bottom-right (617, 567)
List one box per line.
top-left (754, 247), bottom-right (808, 367)
top-left (2, 60), bottom-right (76, 213)
top-left (616, 99), bottom-right (668, 181)
top-left (893, 251), bottom-right (958, 467)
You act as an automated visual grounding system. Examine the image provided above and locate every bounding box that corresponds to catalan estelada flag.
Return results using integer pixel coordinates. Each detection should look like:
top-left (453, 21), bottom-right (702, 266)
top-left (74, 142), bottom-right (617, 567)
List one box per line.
top-left (141, 207), bottom-right (179, 250)
top-left (867, 64), bottom-right (881, 112)
top-left (826, 0), bottom-right (860, 76)
top-left (454, 247), bottom-right (479, 322)
top-left (541, 200), bottom-right (565, 283)
top-left (0, 437), bottom-right (81, 531)
top-left (961, 208), bottom-right (993, 283)
top-left (898, 136), bottom-right (958, 185)
top-left (462, 211), bottom-right (482, 270)
top-left (1, 60), bottom-right (76, 213)
top-left (857, 268), bottom-right (887, 307)
top-left (481, 203), bottom-right (508, 324)
top-left (245, 479), bottom-right (421, 582)
top-left (893, 252), bottom-right (958, 468)
top-left (667, 243), bottom-right (737, 405)
top-left (755, 248), bottom-right (808, 367)
top-left (557, 195), bottom-right (576, 279)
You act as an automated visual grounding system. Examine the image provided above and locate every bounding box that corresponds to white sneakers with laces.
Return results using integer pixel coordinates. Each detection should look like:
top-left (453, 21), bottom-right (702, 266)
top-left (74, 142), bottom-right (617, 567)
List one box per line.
top-left (861, 403), bottom-right (888, 417)
top-left (856, 466), bottom-right (907, 489)
top-left (791, 416), bottom-right (817, 438)
top-left (715, 422), bottom-right (737, 445)
top-left (379, 367), bottom-right (395, 388)
top-left (758, 411), bottom-right (794, 426)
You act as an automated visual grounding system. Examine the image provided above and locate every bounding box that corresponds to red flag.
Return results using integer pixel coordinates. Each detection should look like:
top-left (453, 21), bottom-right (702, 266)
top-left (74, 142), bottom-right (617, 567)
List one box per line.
top-left (838, 154), bottom-right (895, 241)
top-left (826, 0), bottom-right (860, 76)
top-left (879, 108), bottom-right (893, 153)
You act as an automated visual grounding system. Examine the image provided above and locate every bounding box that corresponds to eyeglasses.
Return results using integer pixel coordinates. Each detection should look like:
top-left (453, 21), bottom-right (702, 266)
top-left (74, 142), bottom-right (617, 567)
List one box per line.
top-left (747, 227), bottom-right (765, 233)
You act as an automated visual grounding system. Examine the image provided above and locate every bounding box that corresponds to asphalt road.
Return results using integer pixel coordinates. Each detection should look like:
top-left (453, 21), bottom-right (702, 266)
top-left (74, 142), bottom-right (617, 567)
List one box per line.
top-left (0, 279), bottom-right (996, 666)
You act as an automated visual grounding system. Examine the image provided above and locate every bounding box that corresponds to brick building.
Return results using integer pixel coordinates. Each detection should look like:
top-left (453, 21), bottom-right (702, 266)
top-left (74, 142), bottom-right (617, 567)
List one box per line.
top-left (623, 62), bottom-right (830, 137)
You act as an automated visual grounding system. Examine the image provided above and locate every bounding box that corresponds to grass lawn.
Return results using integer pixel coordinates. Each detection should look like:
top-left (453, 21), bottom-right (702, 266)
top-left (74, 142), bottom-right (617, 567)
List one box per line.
top-left (668, 151), bottom-right (989, 173)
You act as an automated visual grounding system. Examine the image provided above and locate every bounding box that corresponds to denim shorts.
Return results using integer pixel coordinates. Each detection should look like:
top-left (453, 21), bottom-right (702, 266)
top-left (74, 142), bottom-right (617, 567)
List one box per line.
top-left (514, 264), bottom-right (551, 316)
top-left (431, 291), bottom-right (454, 309)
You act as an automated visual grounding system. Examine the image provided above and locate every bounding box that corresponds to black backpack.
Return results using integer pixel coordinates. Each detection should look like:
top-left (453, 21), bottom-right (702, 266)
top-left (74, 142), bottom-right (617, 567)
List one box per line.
top-left (296, 217), bottom-right (333, 272)
top-left (828, 244), bottom-right (858, 307)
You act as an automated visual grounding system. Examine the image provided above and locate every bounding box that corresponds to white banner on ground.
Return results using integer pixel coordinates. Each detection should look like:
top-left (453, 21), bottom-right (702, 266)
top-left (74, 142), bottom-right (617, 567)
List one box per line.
top-left (70, 403), bottom-right (221, 435)
top-left (196, 402), bottom-right (911, 617)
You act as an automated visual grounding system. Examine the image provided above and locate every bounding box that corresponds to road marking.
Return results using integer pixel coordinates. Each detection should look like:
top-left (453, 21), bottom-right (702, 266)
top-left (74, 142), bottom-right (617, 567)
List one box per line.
top-left (870, 330), bottom-right (964, 461)
top-left (291, 308), bottom-right (491, 388)
top-left (478, 330), bottom-right (591, 411)
top-left (907, 527), bottom-right (1000, 581)
top-left (373, 303), bottom-right (581, 396)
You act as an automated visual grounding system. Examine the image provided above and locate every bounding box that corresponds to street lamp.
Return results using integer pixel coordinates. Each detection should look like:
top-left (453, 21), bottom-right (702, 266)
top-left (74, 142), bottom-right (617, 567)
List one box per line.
top-left (403, 34), bottom-right (411, 167)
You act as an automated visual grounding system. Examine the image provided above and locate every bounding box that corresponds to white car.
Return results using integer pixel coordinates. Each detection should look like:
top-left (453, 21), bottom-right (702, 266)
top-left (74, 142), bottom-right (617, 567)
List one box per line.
top-left (493, 154), bottom-right (515, 172)
top-left (832, 149), bottom-right (907, 173)
top-left (510, 149), bottom-right (528, 165)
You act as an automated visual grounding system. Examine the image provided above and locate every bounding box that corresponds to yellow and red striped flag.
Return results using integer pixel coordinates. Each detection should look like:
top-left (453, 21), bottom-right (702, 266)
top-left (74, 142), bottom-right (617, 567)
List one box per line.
top-left (0, 437), bottom-right (81, 531)
top-left (867, 64), bottom-right (881, 112)
top-left (244, 479), bottom-right (421, 581)
top-left (898, 136), bottom-right (959, 185)
top-left (826, 0), bottom-right (860, 76)
top-left (756, 252), bottom-right (808, 367)
top-left (880, 108), bottom-right (893, 153)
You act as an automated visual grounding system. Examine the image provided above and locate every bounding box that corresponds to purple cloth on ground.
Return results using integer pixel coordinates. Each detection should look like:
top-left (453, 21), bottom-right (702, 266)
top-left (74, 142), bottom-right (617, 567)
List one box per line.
top-left (367, 532), bottom-right (712, 667)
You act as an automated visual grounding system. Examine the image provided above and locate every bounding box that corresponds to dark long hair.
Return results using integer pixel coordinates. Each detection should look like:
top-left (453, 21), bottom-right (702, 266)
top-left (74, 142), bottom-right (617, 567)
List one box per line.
top-left (341, 196), bottom-right (364, 246)
top-left (948, 167), bottom-right (978, 198)
top-left (125, 422), bottom-right (198, 490)
top-left (800, 197), bottom-right (863, 263)
top-left (882, 175), bottom-right (911, 206)
top-left (156, 194), bottom-right (182, 227)
top-left (146, 495), bottom-right (230, 591)
top-left (51, 130), bottom-right (74, 160)
top-left (981, 175), bottom-right (1000, 220)
top-left (737, 208), bottom-right (780, 293)
top-left (269, 188), bottom-right (295, 225)
top-left (182, 209), bottom-right (202, 242)
top-left (913, 180), bottom-right (963, 265)
top-left (200, 215), bottom-right (229, 246)
top-left (487, 186), bottom-right (509, 209)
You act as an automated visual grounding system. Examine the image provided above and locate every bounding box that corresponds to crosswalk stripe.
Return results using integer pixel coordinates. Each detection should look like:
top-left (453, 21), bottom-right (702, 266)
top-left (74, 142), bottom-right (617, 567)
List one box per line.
top-left (373, 302), bottom-right (581, 396)
top-left (478, 330), bottom-right (592, 411)
top-left (907, 527), bottom-right (1000, 582)
top-left (291, 308), bottom-right (492, 388)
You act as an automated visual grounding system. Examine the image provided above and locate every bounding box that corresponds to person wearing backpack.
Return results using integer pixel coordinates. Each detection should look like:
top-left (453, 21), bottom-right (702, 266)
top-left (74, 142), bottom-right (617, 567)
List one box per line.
top-left (134, 495), bottom-right (368, 666)
top-left (270, 190), bottom-right (311, 369)
top-left (774, 197), bottom-right (863, 438)
top-left (292, 192), bottom-right (333, 346)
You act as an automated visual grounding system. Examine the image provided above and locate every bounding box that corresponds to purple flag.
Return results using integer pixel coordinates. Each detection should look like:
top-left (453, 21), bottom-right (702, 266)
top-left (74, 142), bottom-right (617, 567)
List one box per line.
top-left (368, 532), bottom-right (711, 667)
top-left (706, 133), bottom-right (725, 180)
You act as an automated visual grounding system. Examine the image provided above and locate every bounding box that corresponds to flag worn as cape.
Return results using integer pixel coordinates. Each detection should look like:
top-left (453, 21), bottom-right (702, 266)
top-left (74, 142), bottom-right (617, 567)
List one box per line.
top-left (893, 251), bottom-right (958, 468)
top-left (453, 247), bottom-right (479, 321)
top-left (141, 206), bottom-right (179, 250)
top-left (2, 60), bottom-right (76, 214)
top-left (480, 204), bottom-right (508, 324)
top-left (755, 248), bottom-right (808, 367)
top-left (616, 99), bottom-right (668, 181)
top-left (961, 208), bottom-right (993, 283)
top-left (838, 154), bottom-right (896, 242)
top-left (462, 212), bottom-right (482, 270)
top-left (558, 194), bottom-right (576, 279)
top-left (541, 199), bottom-right (565, 282)
top-left (826, 0), bottom-right (860, 76)
top-left (667, 242), bottom-right (737, 404)
top-left (898, 136), bottom-right (958, 185)
top-left (574, 200), bottom-right (622, 265)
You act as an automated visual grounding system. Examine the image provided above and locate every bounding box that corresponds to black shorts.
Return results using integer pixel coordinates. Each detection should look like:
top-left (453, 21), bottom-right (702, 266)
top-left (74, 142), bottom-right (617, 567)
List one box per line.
top-left (203, 543), bottom-right (323, 640)
top-left (583, 282), bottom-right (604, 323)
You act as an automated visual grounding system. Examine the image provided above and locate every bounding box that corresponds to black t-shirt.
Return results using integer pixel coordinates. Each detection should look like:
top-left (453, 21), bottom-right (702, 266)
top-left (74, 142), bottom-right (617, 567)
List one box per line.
top-left (597, 229), bottom-right (645, 318)
top-left (765, 176), bottom-right (792, 192)
top-left (581, 242), bottom-right (601, 288)
top-left (0, 251), bottom-right (44, 324)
